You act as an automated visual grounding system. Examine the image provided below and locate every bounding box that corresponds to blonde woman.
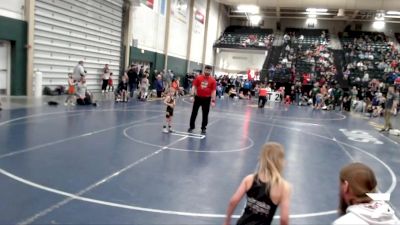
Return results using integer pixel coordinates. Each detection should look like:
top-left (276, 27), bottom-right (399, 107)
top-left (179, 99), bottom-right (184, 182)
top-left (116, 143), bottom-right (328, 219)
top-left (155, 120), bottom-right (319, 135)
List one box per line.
top-left (333, 163), bottom-right (399, 224)
top-left (223, 142), bottom-right (291, 225)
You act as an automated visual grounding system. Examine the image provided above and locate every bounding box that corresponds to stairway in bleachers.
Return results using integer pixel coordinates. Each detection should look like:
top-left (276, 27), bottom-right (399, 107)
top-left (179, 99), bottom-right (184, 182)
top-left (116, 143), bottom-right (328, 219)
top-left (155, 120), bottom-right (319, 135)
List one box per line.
top-left (328, 34), bottom-right (343, 50)
top-left (332, 50), bottom-right (347, 88)
top-left (268, 46), bottom-right (283, 68)
top-left (260, 46), bottom-right (284, 81)
top-left (272, 32), bottom-right (284, 46)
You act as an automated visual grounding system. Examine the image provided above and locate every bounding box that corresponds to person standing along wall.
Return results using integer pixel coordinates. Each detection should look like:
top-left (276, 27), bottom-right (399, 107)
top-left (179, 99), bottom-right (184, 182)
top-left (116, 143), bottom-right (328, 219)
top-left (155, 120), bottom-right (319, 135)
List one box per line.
top-left (127, 65), bottom-right (138, 97)
top-left (154, 74), bottom-right (164, 98)
top-left (381, 86), bottom-right (397, 132)
top-left (101, 68), bottom-right (111, 94)
top-left (73, 61), bottom-right (86, 82)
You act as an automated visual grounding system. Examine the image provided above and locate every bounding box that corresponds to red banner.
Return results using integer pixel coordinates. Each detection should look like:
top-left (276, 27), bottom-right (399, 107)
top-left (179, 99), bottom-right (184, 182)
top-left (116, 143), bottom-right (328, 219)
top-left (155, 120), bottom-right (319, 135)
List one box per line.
top-left (195, 10), bottom-right (204, 24)
top-left (141, 0), bottom-right (154, 9)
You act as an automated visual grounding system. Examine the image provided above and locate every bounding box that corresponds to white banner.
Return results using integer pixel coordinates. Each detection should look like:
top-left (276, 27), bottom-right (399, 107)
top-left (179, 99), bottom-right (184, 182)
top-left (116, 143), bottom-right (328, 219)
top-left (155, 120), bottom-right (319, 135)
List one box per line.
top-left (268, 92), bottom-right (282, 102)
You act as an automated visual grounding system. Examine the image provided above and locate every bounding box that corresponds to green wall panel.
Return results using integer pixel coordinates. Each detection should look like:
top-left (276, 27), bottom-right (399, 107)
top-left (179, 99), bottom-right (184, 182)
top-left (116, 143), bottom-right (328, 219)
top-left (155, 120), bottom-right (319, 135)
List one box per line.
top-left (0, 16), bottom-right (27, 95)
top-left (167, 55), bottom-right (187, 78)
top-left (155, 54), bottom-right (165, 72)
top-left (189, 61), bottom-right (203, 73)
top-left (130, 47), bottom-right (165, 72)
top-left (130, 47), bottom-right (190, 79)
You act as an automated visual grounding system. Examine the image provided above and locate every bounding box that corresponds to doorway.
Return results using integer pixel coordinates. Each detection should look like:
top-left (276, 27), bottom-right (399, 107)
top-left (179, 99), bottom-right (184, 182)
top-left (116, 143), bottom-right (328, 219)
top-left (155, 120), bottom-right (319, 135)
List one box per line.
top-left (0, 40), bottom-right (10, 96)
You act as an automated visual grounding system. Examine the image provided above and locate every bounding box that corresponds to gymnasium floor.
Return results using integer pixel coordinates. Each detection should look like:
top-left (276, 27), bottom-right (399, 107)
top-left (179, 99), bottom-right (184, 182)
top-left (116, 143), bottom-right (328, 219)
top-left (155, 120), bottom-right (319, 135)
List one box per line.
top-left (0, 95), bottom-right (399, 225)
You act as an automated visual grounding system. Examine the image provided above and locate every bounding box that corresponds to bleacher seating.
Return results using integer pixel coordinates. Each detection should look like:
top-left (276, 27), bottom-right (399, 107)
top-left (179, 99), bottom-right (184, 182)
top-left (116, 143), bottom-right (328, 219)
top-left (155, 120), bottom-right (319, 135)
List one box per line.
top-left (265, 28), bottom-right (334, 84)
top-left (339, 31), bottom-right (398, 85)
top-left (214, 26), bottom-right (274, 50)
top-left (286, 28), bottom-right (330, 76)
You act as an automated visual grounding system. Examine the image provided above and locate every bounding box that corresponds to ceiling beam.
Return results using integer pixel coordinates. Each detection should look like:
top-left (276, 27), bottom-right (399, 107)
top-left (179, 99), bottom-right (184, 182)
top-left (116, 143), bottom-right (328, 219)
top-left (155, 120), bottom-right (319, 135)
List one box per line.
top-left (227, 15), bottom-right (400, 23)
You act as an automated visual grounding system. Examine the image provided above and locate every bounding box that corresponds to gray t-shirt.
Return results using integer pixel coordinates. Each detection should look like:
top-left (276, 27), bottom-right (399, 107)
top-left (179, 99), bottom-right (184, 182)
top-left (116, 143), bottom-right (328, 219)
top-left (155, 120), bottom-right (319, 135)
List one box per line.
top-left (385, 92), bottom-right (397, 109)
top-left (73, 64), bottom-right (85, 81)
top-left (76, 82), bottom-right (87, 98)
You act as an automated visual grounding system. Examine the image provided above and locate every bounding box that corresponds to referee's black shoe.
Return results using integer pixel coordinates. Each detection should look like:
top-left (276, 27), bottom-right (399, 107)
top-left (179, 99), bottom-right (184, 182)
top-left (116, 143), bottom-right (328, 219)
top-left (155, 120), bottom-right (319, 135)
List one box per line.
top-left (187, 128), bottom-right (193, 133)
top-left (201, 129), bottom-right (206, 135)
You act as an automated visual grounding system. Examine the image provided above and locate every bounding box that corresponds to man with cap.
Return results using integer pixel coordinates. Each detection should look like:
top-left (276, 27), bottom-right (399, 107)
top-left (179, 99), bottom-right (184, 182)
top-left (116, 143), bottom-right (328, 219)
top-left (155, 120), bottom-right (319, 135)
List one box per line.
top-left (188, 65), bottom-right (216, 135)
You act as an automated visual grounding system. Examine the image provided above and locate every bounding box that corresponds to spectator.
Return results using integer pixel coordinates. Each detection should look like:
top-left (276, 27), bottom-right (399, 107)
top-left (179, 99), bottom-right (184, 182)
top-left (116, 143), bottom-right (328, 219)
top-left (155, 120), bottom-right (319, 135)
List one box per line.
top-left (65, 73), bottom-right (75, 106)
top-left (72, 61), bottom-right (86, 81)
top-left (139, 66), bottom-right (144, 78)
top-left (107, 73), bottom-right (114, 92)
top-left (115, 76), bottom-right (128, 102)
top-left (101, 68), bottom-right (111, 94)
top-left (154, 74), bottom-right (164, 98)
top-left (332, 84), bottom-right (344, 110)
top-left (163, 69), bottom-right (172, 91)
top-left (171, 78), bottom-right (180, 96)
top-left (127, 65), bottom-right (138, 97)
top-left (139, 72), bottom-right (150, 101)
top-left (381, 86), bottom-right (397, 132)
top-left (76, 77), bottom-right (96, 106)
top-left (103, 64), bottom-right (109, 73)
top-left (333, 162), bottom-right (399, 225)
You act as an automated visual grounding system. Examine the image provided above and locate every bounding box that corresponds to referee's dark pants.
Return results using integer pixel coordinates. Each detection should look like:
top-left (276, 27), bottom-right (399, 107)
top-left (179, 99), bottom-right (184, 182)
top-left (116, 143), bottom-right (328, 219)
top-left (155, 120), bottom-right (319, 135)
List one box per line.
top-left (190, 96), bottom-right (211, 130)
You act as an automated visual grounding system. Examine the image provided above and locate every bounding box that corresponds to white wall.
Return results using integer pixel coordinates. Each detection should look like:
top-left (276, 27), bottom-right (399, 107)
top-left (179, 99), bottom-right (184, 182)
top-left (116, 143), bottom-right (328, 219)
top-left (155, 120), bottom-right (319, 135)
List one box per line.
top-left (204, 0), bottom-right (219, 66)
top-left (189, 0), bottom-right (207, 63)
top-left (0, 0), bottom-right (25, 20)
top-left (215, 49), bottom-right (266, 72)
top-left (132, 3), bottom-right (166, 53)
top-left (33, 0), bottom-right (123, 91)
top-left (131, 0), bottom-right (228, 67)
top-left (168, 0), bottom-right (190, 59)
top-left (216, 5), bottom-right (229, 40)
top-left (204, 2), bottom-right (229, 66)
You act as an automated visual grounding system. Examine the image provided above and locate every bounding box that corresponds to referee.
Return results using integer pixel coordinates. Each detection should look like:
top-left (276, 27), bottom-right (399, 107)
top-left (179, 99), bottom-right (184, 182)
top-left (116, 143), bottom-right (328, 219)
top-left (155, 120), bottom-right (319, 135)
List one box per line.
top-left (188, 65), bottom-right (216, 135)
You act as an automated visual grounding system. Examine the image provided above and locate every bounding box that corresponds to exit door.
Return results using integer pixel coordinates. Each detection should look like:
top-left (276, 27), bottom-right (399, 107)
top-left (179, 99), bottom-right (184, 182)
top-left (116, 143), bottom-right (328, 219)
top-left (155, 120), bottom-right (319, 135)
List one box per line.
top-left (0, 41), bottom-right (10, 95)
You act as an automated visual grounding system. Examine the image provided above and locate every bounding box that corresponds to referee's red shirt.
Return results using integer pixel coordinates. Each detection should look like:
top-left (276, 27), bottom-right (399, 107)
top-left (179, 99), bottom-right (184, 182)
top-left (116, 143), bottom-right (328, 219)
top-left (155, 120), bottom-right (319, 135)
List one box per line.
top-left (193, 75), bottom-right (216, 97)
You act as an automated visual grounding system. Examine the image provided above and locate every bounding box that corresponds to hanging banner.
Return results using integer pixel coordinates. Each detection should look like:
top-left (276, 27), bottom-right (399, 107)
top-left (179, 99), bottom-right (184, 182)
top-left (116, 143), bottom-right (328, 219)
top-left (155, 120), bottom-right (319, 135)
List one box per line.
top-left (160, 0), bottom-right (166, 15)
top-left (193, 9), bottom-right (204, 34)
top-left (195, 10), bottom-right (204, 24)
top-left (247, 69), bottom-right (260, 81)
top-left (171, 0), bottom-right (188, 22)
top-left (141, 0), bottom-right (154, 9)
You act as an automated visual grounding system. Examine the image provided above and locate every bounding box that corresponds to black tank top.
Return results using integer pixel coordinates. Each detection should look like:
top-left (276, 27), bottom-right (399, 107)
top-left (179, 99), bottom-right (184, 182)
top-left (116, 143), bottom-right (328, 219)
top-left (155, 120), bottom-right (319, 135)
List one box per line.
top-left (166, 96), bottom-right (174, 111)
top-left (236, 174), bottom-right (278, 225)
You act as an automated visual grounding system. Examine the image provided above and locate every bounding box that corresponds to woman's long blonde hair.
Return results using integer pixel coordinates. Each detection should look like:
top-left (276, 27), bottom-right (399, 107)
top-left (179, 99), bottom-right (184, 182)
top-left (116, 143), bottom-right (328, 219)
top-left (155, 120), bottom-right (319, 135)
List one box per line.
top-left (257, 142), bottom-right (285, 190)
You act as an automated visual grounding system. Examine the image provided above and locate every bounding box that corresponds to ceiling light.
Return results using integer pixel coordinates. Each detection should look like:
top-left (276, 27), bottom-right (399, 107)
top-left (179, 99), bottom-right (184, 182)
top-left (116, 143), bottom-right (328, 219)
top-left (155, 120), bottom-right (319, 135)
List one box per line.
top-left (249, 15), bottom-right (262, 25)
top-left (306, 18), bottom-right (317, 24)
top-left (373, 21), bottom-right (385, 29)
top-left (375, 12), bottom-right (385, 21)
top-left (337, 9), bottom-right (345, 17)
top-left (386, 11), bottom-right (400, 15)
top-left (306, 8), bottom-right (328, 13)
top-left (237, 5), bottom-right (260, 14)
